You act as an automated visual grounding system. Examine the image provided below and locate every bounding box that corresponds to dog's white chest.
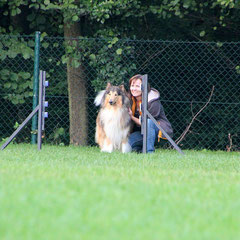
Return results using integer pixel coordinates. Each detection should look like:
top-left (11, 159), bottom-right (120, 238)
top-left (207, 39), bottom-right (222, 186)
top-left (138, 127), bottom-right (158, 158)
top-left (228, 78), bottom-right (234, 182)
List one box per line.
top-left (100, 108), bottom-right (129, 147)
top-left (101, 108), bottom-right (122, 129)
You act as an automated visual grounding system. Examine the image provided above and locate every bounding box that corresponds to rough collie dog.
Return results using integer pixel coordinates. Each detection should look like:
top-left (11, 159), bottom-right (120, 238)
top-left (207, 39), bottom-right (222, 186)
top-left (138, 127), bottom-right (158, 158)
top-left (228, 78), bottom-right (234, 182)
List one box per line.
top-left (94, 83), bottom-right (132, 153)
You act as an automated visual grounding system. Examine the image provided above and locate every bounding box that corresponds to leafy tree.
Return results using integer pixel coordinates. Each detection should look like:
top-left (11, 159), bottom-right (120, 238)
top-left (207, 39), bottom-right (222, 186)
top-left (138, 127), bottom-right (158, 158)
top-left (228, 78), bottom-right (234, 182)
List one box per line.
top-left (0, 0), bottom-right (143, 145)
top-left (147, 0), bottom-right (240, 41)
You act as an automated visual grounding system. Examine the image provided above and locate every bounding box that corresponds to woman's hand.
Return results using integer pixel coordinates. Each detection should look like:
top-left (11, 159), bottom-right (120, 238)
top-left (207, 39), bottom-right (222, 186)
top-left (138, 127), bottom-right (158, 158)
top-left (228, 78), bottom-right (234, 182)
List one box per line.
top-left (128, 108), bottom-right (133, 118)
top-left (129, 108), bottom-right (141, 125)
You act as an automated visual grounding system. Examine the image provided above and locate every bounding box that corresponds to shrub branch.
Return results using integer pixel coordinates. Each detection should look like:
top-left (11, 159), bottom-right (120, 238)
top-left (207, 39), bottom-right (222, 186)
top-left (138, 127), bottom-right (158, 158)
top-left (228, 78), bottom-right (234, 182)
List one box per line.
top-left (176, 86), bottom-right (215, 145)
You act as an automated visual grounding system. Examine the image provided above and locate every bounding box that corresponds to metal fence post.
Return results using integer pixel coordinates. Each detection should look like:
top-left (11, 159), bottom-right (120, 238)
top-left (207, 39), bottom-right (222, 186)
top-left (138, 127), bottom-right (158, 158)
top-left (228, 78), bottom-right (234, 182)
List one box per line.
top-left (38, 70), bottom-right (44, 150)
top-left (37, 70), bottom-right (48, 150)
top-left (141, 74), bottom-right (148, 153)
top-left (31, 31), bottom-right (41, 144)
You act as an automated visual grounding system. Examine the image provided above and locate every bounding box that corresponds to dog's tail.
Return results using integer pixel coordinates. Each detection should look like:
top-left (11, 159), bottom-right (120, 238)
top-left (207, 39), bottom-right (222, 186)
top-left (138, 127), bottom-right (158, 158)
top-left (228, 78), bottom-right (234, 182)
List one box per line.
top-left (94, 90), bottom-right (106, 106)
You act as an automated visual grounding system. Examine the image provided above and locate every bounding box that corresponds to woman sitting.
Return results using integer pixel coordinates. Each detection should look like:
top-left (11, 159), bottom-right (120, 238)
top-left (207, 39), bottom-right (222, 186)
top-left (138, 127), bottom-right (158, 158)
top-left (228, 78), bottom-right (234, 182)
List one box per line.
top-left (128, 74), bottom-right (173, 153)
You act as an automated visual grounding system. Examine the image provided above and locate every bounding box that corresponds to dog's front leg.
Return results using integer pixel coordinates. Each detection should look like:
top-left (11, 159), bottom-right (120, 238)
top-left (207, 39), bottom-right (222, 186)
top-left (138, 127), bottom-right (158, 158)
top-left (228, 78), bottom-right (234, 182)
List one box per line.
top-left (121, 140), bottom-right (131, 153)
top-left (101, 138), bottom-right (114, 153)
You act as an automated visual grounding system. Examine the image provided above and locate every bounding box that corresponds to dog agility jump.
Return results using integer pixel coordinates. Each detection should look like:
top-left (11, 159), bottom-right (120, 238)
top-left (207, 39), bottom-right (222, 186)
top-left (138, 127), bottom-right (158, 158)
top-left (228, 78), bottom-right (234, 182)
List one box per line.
top-left (1, 70), bottom-right (48, 151)
top-left (94, 75), bottom-right (183, 154)
top-left (141, 74), bottom-right (184, 154)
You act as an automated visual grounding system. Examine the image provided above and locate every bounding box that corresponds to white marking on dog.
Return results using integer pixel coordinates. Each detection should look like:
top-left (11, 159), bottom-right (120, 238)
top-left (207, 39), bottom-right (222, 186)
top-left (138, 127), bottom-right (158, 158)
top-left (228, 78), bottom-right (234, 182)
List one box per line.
top-left (121, 142), bottom-right (131, 153)
top-left (94, 90), bottom-right (106, 106)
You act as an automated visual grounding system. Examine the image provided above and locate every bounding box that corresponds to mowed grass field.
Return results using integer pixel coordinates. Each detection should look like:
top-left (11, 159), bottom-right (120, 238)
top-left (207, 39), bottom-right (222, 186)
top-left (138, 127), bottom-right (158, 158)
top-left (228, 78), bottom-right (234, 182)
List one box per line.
top-left (0, 144), bottom-right (240, 240)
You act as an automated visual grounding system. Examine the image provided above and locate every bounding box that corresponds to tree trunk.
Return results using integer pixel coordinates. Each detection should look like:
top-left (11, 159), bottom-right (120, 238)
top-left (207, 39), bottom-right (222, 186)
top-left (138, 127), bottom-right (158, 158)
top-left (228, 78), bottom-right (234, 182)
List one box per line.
top-left (64, 22), bottom-right (88, 145)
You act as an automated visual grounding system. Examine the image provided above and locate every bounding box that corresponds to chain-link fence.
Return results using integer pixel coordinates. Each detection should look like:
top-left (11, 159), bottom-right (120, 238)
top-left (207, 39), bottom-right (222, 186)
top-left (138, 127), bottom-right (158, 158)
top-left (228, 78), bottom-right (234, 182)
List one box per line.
top-left (0, 34), bottom-right (239, 151)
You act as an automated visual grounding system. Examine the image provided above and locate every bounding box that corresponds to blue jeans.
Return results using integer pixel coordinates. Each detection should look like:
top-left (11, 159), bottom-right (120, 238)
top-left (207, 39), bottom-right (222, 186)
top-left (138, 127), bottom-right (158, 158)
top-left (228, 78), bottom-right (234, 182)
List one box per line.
top-left (128, 119), bottom-right (159, 153)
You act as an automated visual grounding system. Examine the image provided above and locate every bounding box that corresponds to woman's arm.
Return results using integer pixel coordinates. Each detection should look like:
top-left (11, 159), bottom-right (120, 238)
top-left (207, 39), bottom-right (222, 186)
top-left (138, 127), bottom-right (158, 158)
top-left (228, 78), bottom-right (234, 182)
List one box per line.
top-left (128, 108), bottom-right (141, 125)
top-left (148, 101), bottom-right (161, 119)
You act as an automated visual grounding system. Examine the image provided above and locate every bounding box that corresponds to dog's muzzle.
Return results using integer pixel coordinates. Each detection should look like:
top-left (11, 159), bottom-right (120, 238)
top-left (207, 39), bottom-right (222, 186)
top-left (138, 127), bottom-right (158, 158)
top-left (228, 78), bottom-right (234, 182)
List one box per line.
top-left (109, 100), bottom-right (114, 105)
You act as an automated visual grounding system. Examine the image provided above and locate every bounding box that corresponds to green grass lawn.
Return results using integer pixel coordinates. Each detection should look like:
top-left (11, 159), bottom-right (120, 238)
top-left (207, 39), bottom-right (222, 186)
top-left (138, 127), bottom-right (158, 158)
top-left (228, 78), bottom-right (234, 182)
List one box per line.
top-left (0, 144), bottom-right (240, 240)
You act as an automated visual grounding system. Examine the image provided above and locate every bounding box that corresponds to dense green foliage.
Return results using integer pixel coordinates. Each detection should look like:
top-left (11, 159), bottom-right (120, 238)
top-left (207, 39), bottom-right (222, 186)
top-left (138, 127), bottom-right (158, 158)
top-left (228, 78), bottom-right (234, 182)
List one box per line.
top-left (1, 0), bottom-right (239, 39)
top-left (1, 0), bottom-right (239, 96)
top-left (0, 144), bottom-right (240, 239)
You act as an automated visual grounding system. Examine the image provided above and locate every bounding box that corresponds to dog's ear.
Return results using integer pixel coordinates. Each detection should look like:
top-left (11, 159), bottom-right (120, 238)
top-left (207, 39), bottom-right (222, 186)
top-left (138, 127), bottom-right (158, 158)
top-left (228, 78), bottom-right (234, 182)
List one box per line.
top-left (106, 82), bottom-right (112, 89)
top-left (119, 84), bottom-right (125, 92)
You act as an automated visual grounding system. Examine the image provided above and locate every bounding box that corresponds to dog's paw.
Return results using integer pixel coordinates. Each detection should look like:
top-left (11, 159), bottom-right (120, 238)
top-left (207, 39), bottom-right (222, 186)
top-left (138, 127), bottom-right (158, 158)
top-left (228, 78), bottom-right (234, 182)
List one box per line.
top-left (121, 142), bottom-right (132, 153)
top-left (101, 143), bottom-right (113, 153)
top-left (101, 149), bottom-right (113, 153)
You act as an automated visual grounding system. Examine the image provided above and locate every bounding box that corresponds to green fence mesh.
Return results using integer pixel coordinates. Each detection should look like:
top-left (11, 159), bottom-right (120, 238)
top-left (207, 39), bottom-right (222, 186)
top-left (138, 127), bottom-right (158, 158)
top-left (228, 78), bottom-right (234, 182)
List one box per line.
top-left (0, 35), bottom-right (239, 150)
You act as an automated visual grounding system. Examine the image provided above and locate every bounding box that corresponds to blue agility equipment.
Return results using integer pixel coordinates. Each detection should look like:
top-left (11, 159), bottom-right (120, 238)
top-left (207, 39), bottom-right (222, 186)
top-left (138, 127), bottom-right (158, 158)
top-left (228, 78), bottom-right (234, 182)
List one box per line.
top-left (1, 70), bottom-right (48, 150)
top-left (37, 70), bottom-right (48, 150)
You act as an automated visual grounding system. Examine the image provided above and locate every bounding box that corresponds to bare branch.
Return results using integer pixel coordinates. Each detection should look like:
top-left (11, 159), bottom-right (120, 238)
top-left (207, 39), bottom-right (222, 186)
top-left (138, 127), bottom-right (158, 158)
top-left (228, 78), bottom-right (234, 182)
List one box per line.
top-left (175, 85), bottom-right (215, 145)
top-left (226, 133), bottom-right (233, 152)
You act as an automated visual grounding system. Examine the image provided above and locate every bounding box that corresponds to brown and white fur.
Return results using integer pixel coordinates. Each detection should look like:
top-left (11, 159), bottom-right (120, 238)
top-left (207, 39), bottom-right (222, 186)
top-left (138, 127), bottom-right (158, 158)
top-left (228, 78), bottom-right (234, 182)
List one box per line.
top-left (94, 83), bottom-right (131, 153)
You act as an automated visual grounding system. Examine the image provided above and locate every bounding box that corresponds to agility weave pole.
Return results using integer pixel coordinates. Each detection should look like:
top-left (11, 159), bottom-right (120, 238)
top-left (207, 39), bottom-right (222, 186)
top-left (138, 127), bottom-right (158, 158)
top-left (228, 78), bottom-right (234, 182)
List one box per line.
top-left (1, 70), bottom-right (48, 151)
top-left (141, 74), bottom-right (184, 155)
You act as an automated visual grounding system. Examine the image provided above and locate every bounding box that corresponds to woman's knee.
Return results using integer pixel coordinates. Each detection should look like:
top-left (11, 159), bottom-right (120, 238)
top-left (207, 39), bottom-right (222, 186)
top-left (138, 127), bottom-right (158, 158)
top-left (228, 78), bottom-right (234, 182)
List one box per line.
top-left (128, 131), bottom-right (142, 146)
